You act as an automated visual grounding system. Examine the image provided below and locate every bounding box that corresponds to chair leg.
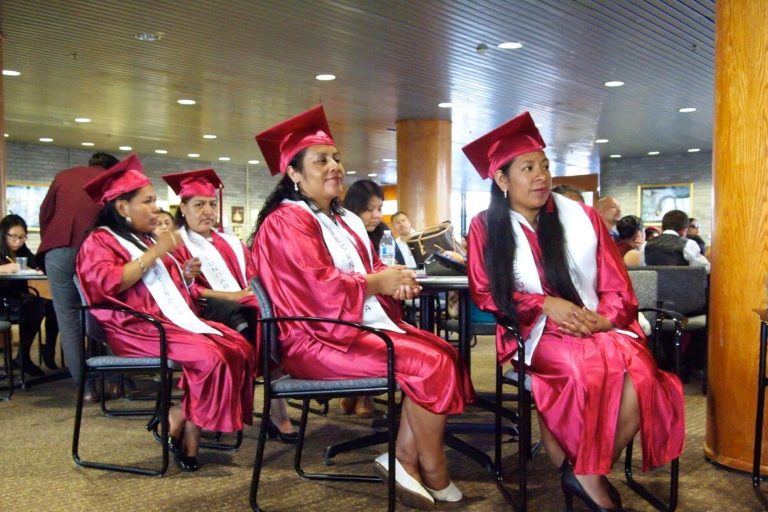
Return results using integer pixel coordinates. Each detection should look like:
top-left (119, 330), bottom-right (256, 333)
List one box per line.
top-left (1, 331), bottom-right (13, 400)
top-left (73, 368), bottom-right (169, 476)
top-left (624, 439), bottom-right (678, 511)
top-left (250, 397), bottom-right (273, 511)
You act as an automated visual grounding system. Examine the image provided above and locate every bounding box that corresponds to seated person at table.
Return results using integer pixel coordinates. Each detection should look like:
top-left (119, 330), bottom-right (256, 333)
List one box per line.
top-left (76, 155), bottom-right (255, 472)
top-left (251, 106), bottom-right (475, 509)
top-left (0, 214), bottom-right (59, 374)
top-left (163, 168), bottom-right (296, 442)
top-left (464, 112), bottom-right (684, 511)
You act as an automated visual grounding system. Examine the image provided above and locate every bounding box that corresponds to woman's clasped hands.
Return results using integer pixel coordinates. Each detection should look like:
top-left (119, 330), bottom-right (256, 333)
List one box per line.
top-left (542, 296), bottom-right (613, 337)
top-left (369, 265), bottom-right (422, 300)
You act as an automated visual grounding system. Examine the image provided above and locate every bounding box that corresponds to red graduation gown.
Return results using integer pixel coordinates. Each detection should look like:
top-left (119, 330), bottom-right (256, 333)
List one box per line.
top-left (467, 206), bottom-right (685, 474)
top-left (251, 203), bottom-right (475, 415)
top-left (76, 229), bottom-right (255, 432)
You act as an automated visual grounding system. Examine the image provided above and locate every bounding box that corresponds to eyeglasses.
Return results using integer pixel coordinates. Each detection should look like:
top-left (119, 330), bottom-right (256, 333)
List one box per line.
top-left (5, 234), bottom-right (28, 241)
top-left (688, 224), bottom-right (700, 229)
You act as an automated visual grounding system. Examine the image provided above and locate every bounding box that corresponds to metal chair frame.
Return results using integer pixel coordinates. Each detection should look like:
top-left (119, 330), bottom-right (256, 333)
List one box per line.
top-left (249, 278), bottom-right (397, 512)
top-left (72, 303), bottom-right (172, 476)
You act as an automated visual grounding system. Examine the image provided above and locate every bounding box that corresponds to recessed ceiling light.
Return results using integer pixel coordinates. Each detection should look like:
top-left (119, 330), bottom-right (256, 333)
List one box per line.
top-left (81, 142), bottom-right (95, 147)
top-left (248, 160), bottom-right (260, 165)
top-left (595, 138), bottom-right (609, 144)
top-left (381, 158), bottom-right (397, 163)
top-left (647, 151), bottom-right (660, 156)
top-left (346, 171), bottom-right (357, 175)
top-left (2, 69), bottom-right (21, 76)
top-left (497, 42), bottom-right (523, 50)
top-left (133, 32), bottom-right (162, 42)
top-left (188, 153), bottom-right (200, 158)
top-left (202, 134), bottom-right (217, 139)
top-left (687, 148), bottom-right (701, 153)
top-left (604, 80), bottom-right (625, 87)
top-left (177, 99), bottom-right (196, 105)
top-left (367, 173), bottom-right (378, 177)
top-left (155, 149), bottom-right (168, 154)
top-left (315, 74), bottom-right (336, 81)
top-left (609, 154), bottom-right (622, 158)
top-left (678, 107), bottom-right (697, 113)
top-left (119, 145), bottom-right (132, 151)
top-left (218, 156), bottom-right (230, 162)
top-left (3, 133), bottom-right (8, 138)
top-left (438, 102), bottom-right (453, 108)
top-left (74, 117), bottom-right (91, 123)
top-left (39, 137), bottom-right (53, 143)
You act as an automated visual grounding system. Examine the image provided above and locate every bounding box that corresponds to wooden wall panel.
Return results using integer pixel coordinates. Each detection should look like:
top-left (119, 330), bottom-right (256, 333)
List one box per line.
top-left (396, 120), bottom-right (451, 229)
top-left (705, 0), bottom-right (768, 472)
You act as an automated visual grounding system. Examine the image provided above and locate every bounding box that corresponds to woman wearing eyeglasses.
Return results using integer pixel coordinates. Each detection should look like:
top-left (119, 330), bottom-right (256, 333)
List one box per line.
top-left (0, 214), bottom-right (60, 374)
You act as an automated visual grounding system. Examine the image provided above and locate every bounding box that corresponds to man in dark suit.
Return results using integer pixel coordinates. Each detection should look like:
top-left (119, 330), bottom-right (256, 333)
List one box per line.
top-left (645, 209), bottom-right (710, 272)
top-left (39, 152), bottom-right (118, 401)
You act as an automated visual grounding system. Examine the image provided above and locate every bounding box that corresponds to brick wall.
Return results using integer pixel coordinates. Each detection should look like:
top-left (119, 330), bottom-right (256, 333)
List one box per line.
top-left (4, 142), bottom-right (280, 250)
top-left (600, 152), bottom-right (713, 244)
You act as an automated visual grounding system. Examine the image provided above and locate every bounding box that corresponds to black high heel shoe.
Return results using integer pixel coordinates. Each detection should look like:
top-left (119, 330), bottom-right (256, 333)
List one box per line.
top-left (264, 418), bottom-right (299, 444)
top-left (561, 462), bottom-right (625, 512)
top-left (174, 451), bottom-right (200, 472)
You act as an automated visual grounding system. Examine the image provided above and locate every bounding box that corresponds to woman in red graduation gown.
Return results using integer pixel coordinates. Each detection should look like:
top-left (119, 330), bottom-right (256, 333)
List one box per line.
top-left (464, 112), bottom-right (685, 511)
top-left (250, 106), bottom-right (475, 509)
top-left (163, 168), bottom-right (297, 443)
top-left (76, 155), bottom-right (255, 472)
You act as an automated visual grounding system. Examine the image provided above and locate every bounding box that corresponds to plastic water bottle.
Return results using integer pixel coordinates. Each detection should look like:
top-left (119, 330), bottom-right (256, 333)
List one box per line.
top-left (379, 230), bottom-right (396, 266)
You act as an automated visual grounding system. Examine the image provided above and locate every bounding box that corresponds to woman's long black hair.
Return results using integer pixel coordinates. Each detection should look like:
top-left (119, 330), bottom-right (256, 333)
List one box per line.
top-left (484, 162), bottom-right (583, 325)
top-left (249, 148), bottom-right (344, 246)
top-left (0, 214), bottom-right (28, 261)
top-left (93, 189), bottom-right (153, 252)
top-left (343, 179), bottom-right (386, 251)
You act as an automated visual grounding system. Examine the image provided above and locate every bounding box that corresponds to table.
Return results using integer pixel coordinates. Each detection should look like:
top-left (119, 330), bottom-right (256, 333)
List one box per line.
top-left (0, 272), bottom-right (68, 396)
top-left (417, 275), bottom-right (519, 474)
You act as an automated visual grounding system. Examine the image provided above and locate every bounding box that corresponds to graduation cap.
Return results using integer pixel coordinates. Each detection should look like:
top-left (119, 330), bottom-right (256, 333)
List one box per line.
top-left (462, 111), bottom-right (546, 179)
top-left (255, 105), bottom-right (335, 176)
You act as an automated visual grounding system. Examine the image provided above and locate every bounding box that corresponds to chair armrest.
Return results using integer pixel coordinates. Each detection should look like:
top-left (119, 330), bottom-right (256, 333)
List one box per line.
top-left (638, 307), bottom-right (683, 377)
top-left (76, 304), bottom-right (168, 366)
top-left (255, 315), bottom-right (396, 392)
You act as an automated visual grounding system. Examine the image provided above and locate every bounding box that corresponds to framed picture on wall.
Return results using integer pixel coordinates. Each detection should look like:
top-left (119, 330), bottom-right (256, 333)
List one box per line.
top-left (231, 206), bottom-right (245, 224)
top-left (637, 182), bottom-right (693, 224)
top-left (6, 182), bottom-right (50, 232)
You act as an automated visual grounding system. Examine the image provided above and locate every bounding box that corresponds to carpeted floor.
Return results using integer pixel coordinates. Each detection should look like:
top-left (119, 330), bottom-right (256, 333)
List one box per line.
top-left (0, 337), bottom-right (766, 512)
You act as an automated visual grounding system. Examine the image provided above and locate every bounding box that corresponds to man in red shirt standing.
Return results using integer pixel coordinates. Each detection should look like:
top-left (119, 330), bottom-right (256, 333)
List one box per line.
top-left (38, 152), bottom-right (118, 401)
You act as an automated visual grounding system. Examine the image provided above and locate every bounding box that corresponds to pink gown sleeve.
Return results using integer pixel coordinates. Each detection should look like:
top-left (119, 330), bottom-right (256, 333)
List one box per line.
top-left (76, 230), bottom-right (131, 304)
top-left (583, 205), bottom-right (639, 329)
top-left (467, 212), bottom-right (546, 341)
top-left (252, 205), bottom-right (369, 352)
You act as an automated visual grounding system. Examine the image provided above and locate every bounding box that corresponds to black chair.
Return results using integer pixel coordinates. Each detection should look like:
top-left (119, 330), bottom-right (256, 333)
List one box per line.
top-left (72, 279), bottom-right (242, 476)
top-left (630, 265), bottom-right (708, 388)
top-left (72, 300), bottom-right (176, 476)
top-left (493, 320), bottom-right (531, 512)
top-left (249, 277), bottom-right (397, 512)
top-left (625, 269), bottom-right (684, 512)
top-left (492, 270), bottom-right (685, 512)
top-left (0, 320), bottom-right (14, 400)
top-left (0, 285), bottom-right (45, 387)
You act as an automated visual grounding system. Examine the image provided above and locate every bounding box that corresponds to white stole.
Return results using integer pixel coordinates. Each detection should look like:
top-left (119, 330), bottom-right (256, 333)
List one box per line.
top-left (511, 193), bottom-right (635, 365)
top-left (100, 227), bottom-right (221, 335)
top-left (285, 200), bottom-right (405, 334)
top-left (179, 229), bottom-right (246, 292)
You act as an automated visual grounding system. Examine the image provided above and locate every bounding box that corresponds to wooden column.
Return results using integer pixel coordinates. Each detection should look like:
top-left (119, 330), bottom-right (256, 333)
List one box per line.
top-left (0, 33), bottom-right (6, 215)
top-left (705, 0), bottom-right (768, 472)
top-left (395, 119), bottom-right (451, 229)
